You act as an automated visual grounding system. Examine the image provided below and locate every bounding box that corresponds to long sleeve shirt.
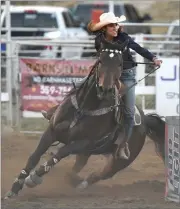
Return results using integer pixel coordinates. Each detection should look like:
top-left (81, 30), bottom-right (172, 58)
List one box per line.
top-left (95, 32), bottom-right (156, 70)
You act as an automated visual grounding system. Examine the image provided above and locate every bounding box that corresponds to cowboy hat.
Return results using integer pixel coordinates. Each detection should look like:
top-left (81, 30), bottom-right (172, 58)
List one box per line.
top-left (88, 12), bottom-right (126, 32)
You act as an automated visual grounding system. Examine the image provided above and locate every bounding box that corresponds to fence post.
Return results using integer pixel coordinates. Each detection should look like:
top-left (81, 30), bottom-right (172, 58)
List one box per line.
top-left (5, 0), bottom-right (13, 126)
top-left (135, 34), bottom-right (146, 110)
top-left (12, 43), bottom-right (21, 131)
top-left (165, 116), bottom-right (180, 203)
top-left (108, 1), bottom-right (114, 13)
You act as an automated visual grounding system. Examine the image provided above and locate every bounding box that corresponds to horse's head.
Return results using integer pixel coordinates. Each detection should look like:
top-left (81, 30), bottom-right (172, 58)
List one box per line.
top-left (96, 36), bottom-right (128, 97)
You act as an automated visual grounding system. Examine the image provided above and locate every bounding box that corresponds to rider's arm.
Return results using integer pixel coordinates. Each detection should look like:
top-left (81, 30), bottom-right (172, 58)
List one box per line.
top-left (120, 33), bottom-right (156, 61)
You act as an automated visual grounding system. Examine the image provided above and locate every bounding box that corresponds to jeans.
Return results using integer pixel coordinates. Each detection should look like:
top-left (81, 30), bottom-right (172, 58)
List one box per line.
top-left (120, 67), bottom-right (136, 142)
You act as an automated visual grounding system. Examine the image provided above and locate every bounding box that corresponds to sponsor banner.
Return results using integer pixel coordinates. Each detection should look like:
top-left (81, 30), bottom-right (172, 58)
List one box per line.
top-left (20, 58), bottom-right (95, 112)
top-left (165, 116), bottom-right (180, 203)
top-left (156, 58), bottom-right (179, 117)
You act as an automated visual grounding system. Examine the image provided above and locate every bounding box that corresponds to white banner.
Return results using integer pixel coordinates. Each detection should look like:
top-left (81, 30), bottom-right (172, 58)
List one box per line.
top-left (156, 58), bottom-right (179, 117)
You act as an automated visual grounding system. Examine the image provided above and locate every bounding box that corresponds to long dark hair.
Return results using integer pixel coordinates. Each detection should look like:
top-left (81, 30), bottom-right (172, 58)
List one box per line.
top-left (94, 26), bottom-right (124, 52)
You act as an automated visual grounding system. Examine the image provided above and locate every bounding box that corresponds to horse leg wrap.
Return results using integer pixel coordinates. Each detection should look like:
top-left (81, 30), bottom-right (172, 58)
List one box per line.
top-left (4, 178), bottom-right (25, 200)
top-left (4, 169), bottom-right (29, 199)
top-left (4, 190), bottom-right (17, 200)
top-left (25, 171), bottom-right (43, 188)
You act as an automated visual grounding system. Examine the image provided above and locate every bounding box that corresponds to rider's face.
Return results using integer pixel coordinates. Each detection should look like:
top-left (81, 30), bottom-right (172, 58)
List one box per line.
top-left (105, 23), bottom-right (119, 38)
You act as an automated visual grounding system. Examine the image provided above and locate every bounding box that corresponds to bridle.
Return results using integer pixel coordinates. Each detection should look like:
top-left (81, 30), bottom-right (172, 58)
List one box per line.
top-left (95, 46), bottom-right (124, 95)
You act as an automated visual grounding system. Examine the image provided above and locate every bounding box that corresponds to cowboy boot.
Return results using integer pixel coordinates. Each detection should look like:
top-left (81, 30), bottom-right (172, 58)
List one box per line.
top-left (115, 137), bottom-right (130, 160)
top-left (117, 122), bottom-right (133, 160)
top-left (115, 127), bottom-right (131, 160)
top-left (118, 142), bottom-right (130, 160)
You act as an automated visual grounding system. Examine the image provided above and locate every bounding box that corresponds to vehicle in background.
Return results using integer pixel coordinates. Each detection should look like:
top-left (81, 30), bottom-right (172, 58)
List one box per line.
top-left (1, 6), bottom-right (89, 58)
top-left (165, 19), bottom-right (179, 41)
top-left (1, 4), bottom-right (6, 78)
top-left (158, 19), bottom-right (179, 56)
top-left (41, 30), bottom-right (89, 59)
top-left (69, 2), bottom-right (152, 35)
top-left (40, 9), bottom-right (89, 59)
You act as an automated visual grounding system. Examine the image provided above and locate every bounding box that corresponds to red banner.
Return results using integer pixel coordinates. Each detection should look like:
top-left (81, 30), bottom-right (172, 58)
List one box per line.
top-left (20, 58), bottom-right (95, 112)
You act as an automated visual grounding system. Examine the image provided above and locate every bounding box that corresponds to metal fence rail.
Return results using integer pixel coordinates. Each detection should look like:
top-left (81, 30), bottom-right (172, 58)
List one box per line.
top-left (1, 22), bottom-right (179, 32)
top-left (2, 39), bottom-right (179, 45)
top-left (1, 32), bottom-right (179, 128)
top-left (1, 13), bottom-right (179, 130)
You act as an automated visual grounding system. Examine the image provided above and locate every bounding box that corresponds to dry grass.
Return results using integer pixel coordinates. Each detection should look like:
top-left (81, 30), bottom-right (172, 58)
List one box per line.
top-left (141, 1), bottom-right (180, 34)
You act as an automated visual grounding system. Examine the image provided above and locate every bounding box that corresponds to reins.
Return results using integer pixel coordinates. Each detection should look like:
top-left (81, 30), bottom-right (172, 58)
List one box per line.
top-left (108, 62), bottom-right (160, 110)
top-left (51, 62), bottom-right (160, 147)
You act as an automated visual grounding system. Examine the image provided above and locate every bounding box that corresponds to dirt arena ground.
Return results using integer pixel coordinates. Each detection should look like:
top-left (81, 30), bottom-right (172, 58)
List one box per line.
top-left (1, 133), bottom-right (180, 209)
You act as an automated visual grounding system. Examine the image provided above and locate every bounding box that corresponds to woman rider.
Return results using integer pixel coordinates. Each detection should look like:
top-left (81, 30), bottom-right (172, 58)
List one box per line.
top-left (42, 12), bottom-right (162, 160)
top-left (87, 12), bottom-right (162, 159)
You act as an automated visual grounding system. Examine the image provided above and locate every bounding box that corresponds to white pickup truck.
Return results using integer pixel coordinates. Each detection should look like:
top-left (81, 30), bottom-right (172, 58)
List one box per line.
top-left (158, 19), bottom-right (179, 56)
top-left (1, 6), bottom-right (89, 58)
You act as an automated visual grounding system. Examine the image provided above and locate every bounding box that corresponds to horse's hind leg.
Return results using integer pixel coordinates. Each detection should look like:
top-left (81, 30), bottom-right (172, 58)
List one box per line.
top-left (24, 140), bottom-right (90, 188)
top-left (68, 154), bottom-right (90, 187)
top-left (5, 126), bottom-right (55, 199)
top-left (77, 155), bottom-right (119, 189)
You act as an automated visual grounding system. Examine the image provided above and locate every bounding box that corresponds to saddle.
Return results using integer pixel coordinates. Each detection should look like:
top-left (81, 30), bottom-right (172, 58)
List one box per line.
top-left (45, 77), bottom-right (141, 127)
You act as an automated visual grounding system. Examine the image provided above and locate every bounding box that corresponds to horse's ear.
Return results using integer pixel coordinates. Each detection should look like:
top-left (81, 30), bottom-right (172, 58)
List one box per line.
top-left (120, 39), bottom-right (129, 52)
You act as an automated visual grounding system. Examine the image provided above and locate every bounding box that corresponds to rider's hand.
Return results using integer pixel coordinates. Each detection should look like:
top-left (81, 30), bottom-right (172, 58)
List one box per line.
top-left (153, 57), bottom-right (162, 67)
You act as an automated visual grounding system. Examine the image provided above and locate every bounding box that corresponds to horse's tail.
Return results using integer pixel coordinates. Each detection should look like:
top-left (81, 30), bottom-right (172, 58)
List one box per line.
top-left (145, 113), bottom-right (165, 162)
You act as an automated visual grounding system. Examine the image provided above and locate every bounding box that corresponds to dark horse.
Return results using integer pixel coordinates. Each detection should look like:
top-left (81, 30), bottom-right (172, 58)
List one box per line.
top-left (4, 37), bottom-right (165, 199)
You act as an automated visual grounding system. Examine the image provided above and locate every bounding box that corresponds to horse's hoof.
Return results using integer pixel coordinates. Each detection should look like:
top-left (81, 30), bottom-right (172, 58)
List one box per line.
top-left (25, 171), bottom-right (43, 188)
top-left (3, 191), bottom-right (16, 200)
top-left (76, 180), bottom-right (89, 190)
top-left (66, 173), bottom-right (83, 188)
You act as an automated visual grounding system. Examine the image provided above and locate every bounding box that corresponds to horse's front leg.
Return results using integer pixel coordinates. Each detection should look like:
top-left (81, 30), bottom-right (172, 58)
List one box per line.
top-left (77, 154), bottom-right (118, 189)
top-left (24, 140), bottom-right (90, 188)
top-left (4, 126), bottom-right (56, 199)
top-left (67, 154), bottom-right (90, 187)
